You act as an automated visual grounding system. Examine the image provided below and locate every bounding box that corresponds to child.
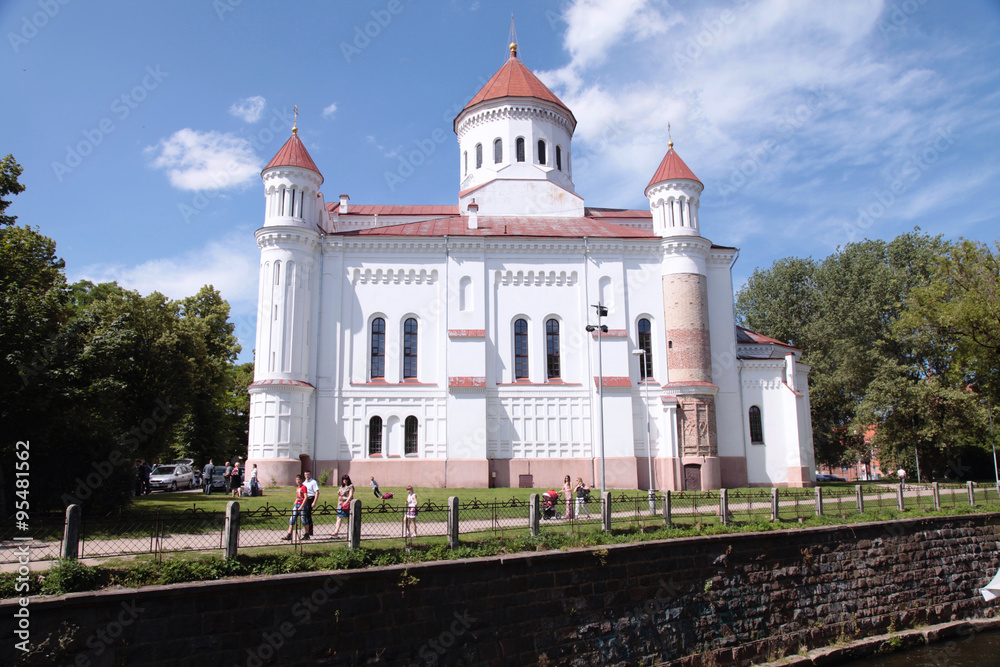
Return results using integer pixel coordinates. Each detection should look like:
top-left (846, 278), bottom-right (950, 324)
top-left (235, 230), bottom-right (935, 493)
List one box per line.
top-left (370, 476), bottom-right (382, 499)
top-left (282, 475), bottom-right (310, 540)
top-left (405, 486), bottom-right (418, 538)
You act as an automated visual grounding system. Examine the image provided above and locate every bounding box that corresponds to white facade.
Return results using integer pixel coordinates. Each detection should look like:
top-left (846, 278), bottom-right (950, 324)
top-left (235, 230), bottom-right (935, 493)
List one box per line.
top-left (248, 46), bottom-right (815, 490)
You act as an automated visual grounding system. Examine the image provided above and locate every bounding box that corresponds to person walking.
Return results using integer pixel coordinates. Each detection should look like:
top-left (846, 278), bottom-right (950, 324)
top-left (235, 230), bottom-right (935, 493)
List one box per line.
top-left (562, 475), bottom-right (574, 520)
top-left (897, 466), bottom-right (907, 490)
top-left (202, 459), bottom-right (215, 495)
top-left (404, 486), bottom-right (419, 539)
top-left (331, 475), bottom-right (354, 539)
top-left (248, 463), bottom-right (259, 496)
top-left (574, 478), bottom-right (592, 518)
top-left (230, 461), bottom-right (242, 498)
top-left (370, 476), bottom-right (383, 499)
top-left (282, 475), bottom-right (309, 540)
top-left (302, 470), bottom-right (320, 537)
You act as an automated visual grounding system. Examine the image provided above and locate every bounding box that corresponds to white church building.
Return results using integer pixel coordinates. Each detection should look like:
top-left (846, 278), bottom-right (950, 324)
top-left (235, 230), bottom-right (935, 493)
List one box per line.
top-left (248, 43), bottom-right (816, 491)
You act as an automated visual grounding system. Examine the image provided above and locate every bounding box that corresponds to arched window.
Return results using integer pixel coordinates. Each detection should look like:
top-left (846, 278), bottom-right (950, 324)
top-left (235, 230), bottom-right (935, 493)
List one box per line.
top-left (514, 319), bottom-right (529, 380)
top-left (369, 416), bottom-right (383, 455)
top-left (404, 416), bottom-right (418, 454)
top-left (556, 145), bottom-right (562, 171)
top-left (546, 319), bottom-right (560, 379)
top-left (749, 406), bottom-right (764, 444)
top-left (463, 151), bottom-right (468, 175)
top-left (537, 140), bottom-right (546, 165)
top-left (475, 143), bottom-right (483, 169)
top-left (638, 319), bottom-right (653, 380)
top-left (494, 138), bottom-right (502, 164)
top-left (370, 317), bottom-right (386, 379)
top-left (516, 137), bottom-right (525, 162)
top-left (403, 318), bottom-right (418, 379)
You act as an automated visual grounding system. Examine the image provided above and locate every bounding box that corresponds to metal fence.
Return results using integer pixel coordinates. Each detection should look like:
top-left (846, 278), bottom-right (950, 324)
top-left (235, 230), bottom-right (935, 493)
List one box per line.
top-left (5, 482), bottom-right (999, 564)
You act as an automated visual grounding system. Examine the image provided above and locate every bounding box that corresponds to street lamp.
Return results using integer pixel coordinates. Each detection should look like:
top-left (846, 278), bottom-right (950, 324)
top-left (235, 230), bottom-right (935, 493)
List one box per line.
top-left (586, 304), bottom-right (608, 495)
top-left (632, 349), bottom-right (655, 513)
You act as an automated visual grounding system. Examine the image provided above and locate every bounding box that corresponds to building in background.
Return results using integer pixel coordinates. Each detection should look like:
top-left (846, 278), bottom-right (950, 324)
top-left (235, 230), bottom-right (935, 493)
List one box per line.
top-left (248, 42), bottom-right (815, 490)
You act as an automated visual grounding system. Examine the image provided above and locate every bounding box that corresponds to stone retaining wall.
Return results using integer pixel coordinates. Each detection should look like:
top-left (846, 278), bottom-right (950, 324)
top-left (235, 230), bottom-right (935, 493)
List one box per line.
top-left (4, 513), bottom-right (999, 666)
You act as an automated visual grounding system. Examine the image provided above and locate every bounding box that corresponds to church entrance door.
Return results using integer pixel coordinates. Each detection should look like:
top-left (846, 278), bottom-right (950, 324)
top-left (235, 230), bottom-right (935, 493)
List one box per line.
top-left (683, 464), bottom-right (701, 491)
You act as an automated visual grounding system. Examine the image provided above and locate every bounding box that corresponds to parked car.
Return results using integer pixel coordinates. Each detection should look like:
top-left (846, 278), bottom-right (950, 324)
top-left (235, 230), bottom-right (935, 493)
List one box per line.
top-left (816, 474), bottom-right (847, 483)
top-left (150, 464), bottom-right (195, 491)
top-left (173, 459), bottom-right (201, 486)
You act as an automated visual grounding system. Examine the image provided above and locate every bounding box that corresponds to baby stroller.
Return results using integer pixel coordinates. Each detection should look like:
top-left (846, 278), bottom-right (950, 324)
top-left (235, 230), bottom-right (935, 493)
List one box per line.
top-left (541, 489), bottom-right (560, 520)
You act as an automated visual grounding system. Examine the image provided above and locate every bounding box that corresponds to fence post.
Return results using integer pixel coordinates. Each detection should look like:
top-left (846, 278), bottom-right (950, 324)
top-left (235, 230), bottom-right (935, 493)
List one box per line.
top-left (815, 486), bottom-right (823, 517)
top-left (348, 499), bottom-right (361, 549)
top-left (896, 484), bottom-right (905, 511)
top-left (224, 501), bottom-right (240, 559)
top-left (720, 489), bottom-right (729, 526)
top-left (447, 496), bottom-right (460, 549)
top-left (601, 492), bottom-right (611, 532)
top-left (771, 488), bottom-right (779, 522)
top-left (932, 482), bottom-right (940, 510)
top-left (968, 481), bottom-right (976, 507)
top-left (529, 493), bottom-right (540, 537)
top-left (663, 490), bottom-right (671, 527)
top-left (855, 485), bottom-right (864, 514)
top-left (61, 504), bottom-right (81, 560)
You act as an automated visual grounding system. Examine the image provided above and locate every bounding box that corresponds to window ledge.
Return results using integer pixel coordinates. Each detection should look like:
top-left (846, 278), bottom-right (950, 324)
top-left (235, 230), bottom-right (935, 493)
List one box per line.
top-left (751, 441), bottom-right (766, 446)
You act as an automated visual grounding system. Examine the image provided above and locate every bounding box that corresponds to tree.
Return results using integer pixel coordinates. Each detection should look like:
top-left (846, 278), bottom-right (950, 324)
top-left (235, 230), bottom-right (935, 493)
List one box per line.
top-left (0, 154), bottom-right (26, 226)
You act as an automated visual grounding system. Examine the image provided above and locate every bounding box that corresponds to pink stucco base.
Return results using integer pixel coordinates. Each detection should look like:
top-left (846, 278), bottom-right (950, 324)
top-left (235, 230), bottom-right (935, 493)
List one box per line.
top-left (655, 457), bottom-right (724, 491)
top-left (248, 458), bottom-right (303, 488)
top-left (783, 466), bottom-right (814, 488)
top-left (720, 456), bottom-right (749, 488)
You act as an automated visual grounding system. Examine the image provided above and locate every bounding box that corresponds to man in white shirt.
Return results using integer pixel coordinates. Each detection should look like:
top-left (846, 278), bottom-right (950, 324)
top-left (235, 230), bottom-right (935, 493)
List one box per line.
top-left (897, 467), bottom-right (906, 490)
top-left (302, 470), bottom-right (320, 538)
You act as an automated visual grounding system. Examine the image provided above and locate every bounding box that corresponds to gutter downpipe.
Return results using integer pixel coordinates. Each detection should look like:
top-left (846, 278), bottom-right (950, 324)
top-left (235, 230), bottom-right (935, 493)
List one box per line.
top-left (310, 232), bottom-right (326, 476)
top-left (729, 249), bottom-right (749, 477)
top-left (443, 235), bottom-right (449, 489)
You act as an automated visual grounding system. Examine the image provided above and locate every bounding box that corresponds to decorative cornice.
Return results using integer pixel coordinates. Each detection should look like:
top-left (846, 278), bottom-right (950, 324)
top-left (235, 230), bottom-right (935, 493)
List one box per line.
top-left (495, 269), bottom-right (578, 286)
top-left (660, 381), bottom-right (719, 398)
top-left (449, 376), bottom-right (486, 392)
top-left (456, 102), bottom-right (574, 140)
top-left (351, 267), bottom-right (439, 285)
top-left (249, 379), bottom-right (315, 393)
top-left (660, 238), bottom-right (711, 258)
top-left (256, 227), bottom-right (321, 251)
top-left (595, 376), bottom-right (631, 388)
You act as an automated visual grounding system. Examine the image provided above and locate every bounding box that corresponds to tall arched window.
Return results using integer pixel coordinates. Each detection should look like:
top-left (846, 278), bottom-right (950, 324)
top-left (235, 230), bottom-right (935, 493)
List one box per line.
top-left (369, 416), bottom-right (383, 455)
top-left (537, 140), bottom-right (547, 165)
top-left (638, 318), bottom-right (653, 380)
top-left (459, 276), bottom-right (472, 311)
top-left (546, 319), bottom-right (560, 379)
top-left (749, 406), bottom-right (764, 444)
top-left (403, 318), bottom-right (418, 379)
top-left (556, 145), bottom-right (562, 171)
top-left (514, 319), bottom-right (529, 380)
top-left (494, 138), bottom-right (502, 164)
top-left (463, 151), bottom-right (468, 175)
top-left (370, 317), bottom-right (386, 379)
top-left (475, 143), bottom-right (483, 169)
top-left (404, 416), bottom-right (418, 454)
top-left (516, 137), bottom-right (525, 162)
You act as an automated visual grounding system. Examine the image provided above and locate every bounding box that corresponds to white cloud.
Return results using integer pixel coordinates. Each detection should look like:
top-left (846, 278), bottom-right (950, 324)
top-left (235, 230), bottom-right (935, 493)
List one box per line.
top-left (146, 129), bottom-right (261, 191)
top-left (229, 96), bottom-right (267, 123)
top-left (322, 102), bottom-right (338, 119)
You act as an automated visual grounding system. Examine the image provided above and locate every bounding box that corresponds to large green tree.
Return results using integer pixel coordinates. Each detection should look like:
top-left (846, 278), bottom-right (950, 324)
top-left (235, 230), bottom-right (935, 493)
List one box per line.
top-left (0, 154), bottom-right (26, 226)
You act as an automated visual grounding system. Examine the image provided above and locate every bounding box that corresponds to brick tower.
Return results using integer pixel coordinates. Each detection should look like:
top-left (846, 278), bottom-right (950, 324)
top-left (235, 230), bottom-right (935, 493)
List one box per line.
top-left (646, 140), bottom-right (721, 490)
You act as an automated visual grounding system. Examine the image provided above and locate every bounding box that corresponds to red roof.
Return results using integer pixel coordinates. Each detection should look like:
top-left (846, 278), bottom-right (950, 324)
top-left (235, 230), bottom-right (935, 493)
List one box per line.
top-left (646, 146), bottom-right (701, 191)
top-left (458, 50), bottom-right (575, 128)
top-left (329, 204), bottom-right (460, 216)
top-left (337, 216), bottom-right (655, 239)
top-left (264, 133), bottom-right (322, 176)
top-left (736, 326), bottom-right (801, 351)
top-left (585, 207), bottom-right (652, 219)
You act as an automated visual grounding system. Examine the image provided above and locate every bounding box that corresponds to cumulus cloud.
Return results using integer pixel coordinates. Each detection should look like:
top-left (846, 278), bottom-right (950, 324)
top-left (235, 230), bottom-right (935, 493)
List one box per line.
top-left (145, 129), bottom-right (261, 191)
top-left (322, 102), bottom-right (338, 119)
top-left (229, 96), bottom-right (266, 123)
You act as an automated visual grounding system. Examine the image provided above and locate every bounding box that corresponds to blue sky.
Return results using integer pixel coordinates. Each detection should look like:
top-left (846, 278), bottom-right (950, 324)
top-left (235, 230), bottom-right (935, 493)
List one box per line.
top-left (3, 0), bottom-right (999, 363)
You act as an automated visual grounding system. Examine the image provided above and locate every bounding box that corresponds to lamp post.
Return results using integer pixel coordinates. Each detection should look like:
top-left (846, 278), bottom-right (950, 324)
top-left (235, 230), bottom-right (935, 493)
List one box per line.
top-left (632, 349), bottom-right (655, 513)
top-left (586, 304), bottom-right (608, 495)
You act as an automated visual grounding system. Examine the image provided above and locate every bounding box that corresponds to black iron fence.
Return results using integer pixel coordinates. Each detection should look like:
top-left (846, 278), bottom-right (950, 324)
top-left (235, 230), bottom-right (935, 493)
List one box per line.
top-left (4, 482), bottom-right (998, 564)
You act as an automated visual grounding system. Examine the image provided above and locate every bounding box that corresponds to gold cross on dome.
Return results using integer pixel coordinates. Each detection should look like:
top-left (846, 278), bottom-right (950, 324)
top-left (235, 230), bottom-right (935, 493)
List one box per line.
top-left (293, 105), bottom-right (299, 134)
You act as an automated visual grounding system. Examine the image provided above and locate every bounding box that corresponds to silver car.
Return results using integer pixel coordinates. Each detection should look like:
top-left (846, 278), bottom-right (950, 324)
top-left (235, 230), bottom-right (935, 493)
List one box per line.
top-left (150, 464), bottom-right (195, 492)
